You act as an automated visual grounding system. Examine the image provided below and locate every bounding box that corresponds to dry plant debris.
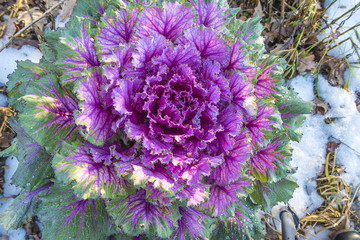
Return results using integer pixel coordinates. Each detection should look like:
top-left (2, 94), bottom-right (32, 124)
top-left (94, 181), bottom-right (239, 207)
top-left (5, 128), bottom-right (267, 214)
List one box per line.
top-left (23, 220), bottom-right (42, 240)
top-left (320, 55), bottom-right (348, 87)
top-left (312, 97), bottom-right (329, 115)
top-left (263, 141), bottom-right (360, 239)
top-left (298, 141), bottom-right (360, 239)
top-left (0, 0), bottom-right (76, 50)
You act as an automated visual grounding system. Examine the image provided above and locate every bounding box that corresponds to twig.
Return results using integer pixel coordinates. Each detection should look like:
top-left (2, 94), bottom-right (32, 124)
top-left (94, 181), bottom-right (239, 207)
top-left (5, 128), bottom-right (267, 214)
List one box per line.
top-left (329, 136), bottom-right (360, 156)
top-left (280, 0), bottom-right (285, 20)
top-left (0, 0), bottom-right (65, 53)
top-left (278, 18), bottom-right (305, 51)
top-left (23, 0), bottom-right (43, 43)
top-left (310, 3), bottom-right (360, 38)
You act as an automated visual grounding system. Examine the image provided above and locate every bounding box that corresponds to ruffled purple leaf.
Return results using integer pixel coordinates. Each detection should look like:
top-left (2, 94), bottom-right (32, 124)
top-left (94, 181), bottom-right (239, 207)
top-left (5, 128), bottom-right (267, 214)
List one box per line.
top-left (176, 184), bottom-right (209, 206)
top-left (206, 105), bottom-right (242, 154)
top-left (85, 143), bottom-right (112, 165)
top-left (190, 0), bottom-right (237, 29)
top-left (98, 8), bottom-right (139, 56)
top-left (210, 131), bottom-right (251, 185)
top-left (112, 77), bottom-right (143, 116)
top-left (142, 148), bottom-right (171, 168)
top-left (228, 71), bottom-right (257, 119)
top-left (136, 2), bottom-right (193, 42)
top-left (182, 27), bottom-right (229, 64)
top-left (200, 59), bottom-right (231, 102)
top-left (249, 139), bottom-right (283, 175)
top-left (105, 44), bottom-right (133, 67)
top-left (131, 163), bottom-right (180, 192)
top-left (153, 45), bottom-right (201, 69)
top-left (246, 104), bottom-right (276, 145)
top-left (125, 121), bottom-right (173, 154)
top-left (75, 70), bottom-right (117, 145)
top-left (169, 158), bottom-right (211, 185)
top-left (201, 180), bottom-right (249, 219)
top-left (107, 189), bottom-right (181, 238)
top-left (53, 142), bottom-right (127, 199)
top-left (224, 40), bottom-right (255, 76)
top-left (171, 207), bottom-right (213, 240)
top-left (254, 62), bottom-right (278, 98)
top-left (115, 157), bottom-right (141, 176)
top-left (132, 35), bottom-right (170, 70)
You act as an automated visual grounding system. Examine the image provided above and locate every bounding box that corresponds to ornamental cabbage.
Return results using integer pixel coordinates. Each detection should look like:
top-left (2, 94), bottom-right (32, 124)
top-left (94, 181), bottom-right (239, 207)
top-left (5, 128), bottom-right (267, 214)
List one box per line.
top-left (0, 0), bottom-right (313, 239)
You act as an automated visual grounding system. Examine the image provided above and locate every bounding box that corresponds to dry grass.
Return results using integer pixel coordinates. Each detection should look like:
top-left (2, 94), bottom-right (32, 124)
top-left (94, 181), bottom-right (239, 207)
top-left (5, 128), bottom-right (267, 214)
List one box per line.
top-left (298, 142), bottom-right (360, 239)
top-left (263, 141), bottom-right (360, 239)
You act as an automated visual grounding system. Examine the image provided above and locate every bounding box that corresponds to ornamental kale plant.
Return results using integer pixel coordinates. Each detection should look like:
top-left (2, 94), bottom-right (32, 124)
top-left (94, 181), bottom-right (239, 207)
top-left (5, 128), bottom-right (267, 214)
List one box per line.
top-left (0, 0), bottom-right (313, 239)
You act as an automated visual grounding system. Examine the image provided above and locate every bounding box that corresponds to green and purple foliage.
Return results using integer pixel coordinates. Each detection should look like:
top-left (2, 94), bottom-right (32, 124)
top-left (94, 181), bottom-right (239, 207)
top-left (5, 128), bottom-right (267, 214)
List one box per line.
top-left (0, 0), bottom-right (313, 239)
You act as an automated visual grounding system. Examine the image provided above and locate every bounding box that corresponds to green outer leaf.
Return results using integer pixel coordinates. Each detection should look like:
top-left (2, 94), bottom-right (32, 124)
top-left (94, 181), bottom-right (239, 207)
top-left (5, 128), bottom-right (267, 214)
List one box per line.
top-left (225, 16), bottom-right (264, 46)
top-left (268, 137), bottom-right (294, 183)
top-left (39, 42), bottom-right (57, 62)
top-left (0, 182), bottom-right (53, 230)
top-left (275, 87), bottom-right (314, 142)
top-left (53, 142), bottom-right (128, 199)
top-left (43, 29), bottom-right (61, 58)
top-left (39, 182), bottom-right (111, 240)
top-left (106, 191), bottom-right (181, 238)
top-left (7, 59), bottom-right (61, 112)
top-left (73, 0), bottom-right (112, 21)
top-left (19, 73), bottom-right (79, 152)
top-left (210, 198), bottom-right (264, 240)
top-left (54, 17), bottom-right (99, 83)
top-left (249, 176), bottom-right (298, 212)
top-left (0, 191), bottom-right (37, 230)
top-left (8, 119), bottom-right (53, 190)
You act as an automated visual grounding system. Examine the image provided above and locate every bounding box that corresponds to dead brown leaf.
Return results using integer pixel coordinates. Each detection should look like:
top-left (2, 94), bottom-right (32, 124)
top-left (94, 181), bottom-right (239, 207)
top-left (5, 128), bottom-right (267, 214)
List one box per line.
top-left (4, 18), bottom-right (17, 37)
top-left (0, 235), bottom-right (9, 240)
top-left (0, 132), bottom-right (15, 149)
top-left (252, 1), bottom-right (264, 18)
top-left (10, 36), bottom-right (40, 49)
top-left (321, 56), bottom-right (347, 87)
top-left (330, 28), bottom-right (340, 40)
top-left (263, 223), bottom-right (281, 240)
top-left (17, 7), bottom-right (47, 30)
top-left (239, 15), bottom-right (247, 21)
top-left (312, 97), bottom-right (329, 115)
top-left (59, 0), bottom-right (77, 23)
top-left (327, 141), bottom-right (340, 155)
top-left (297, 54), bottom-right (317, 73)
top-left (269, 16), bottom-right (293, 37)
top-left (23, 221), bottom-right (41, 240)
top-left (0, 107), bottom-right (16, 150)
top-left (270, 42), bottom-right (286, 53)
